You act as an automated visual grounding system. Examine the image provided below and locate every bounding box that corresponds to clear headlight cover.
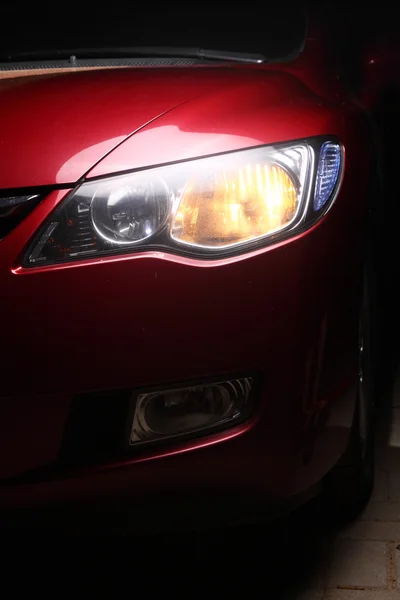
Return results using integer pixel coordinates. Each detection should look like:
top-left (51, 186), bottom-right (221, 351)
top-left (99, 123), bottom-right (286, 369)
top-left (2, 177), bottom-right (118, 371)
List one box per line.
top-left (25, 138), bottom-right (342, 266)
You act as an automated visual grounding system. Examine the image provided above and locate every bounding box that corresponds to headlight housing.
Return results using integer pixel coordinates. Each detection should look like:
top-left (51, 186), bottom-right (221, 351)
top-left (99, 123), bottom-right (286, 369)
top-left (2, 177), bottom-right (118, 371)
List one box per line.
top-left (25, 137), bottom-right (343, 266)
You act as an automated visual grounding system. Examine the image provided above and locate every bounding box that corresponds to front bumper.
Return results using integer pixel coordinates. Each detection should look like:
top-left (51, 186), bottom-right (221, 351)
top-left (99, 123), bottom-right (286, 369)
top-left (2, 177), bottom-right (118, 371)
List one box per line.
top-left (0, 181), bottom-right (362, 525)
top-left (0, 376), bottom-right (353, 534)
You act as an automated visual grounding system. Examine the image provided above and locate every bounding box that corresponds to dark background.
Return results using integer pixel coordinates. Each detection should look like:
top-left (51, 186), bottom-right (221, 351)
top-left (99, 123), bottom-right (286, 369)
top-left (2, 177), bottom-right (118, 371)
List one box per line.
top-left (0, 4), bottom-right (307, 60)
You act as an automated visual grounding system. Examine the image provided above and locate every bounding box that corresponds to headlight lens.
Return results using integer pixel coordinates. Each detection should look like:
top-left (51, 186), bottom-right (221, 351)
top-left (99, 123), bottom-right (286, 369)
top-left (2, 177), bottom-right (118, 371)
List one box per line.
top-left (172, 162), bottom-right (299, 248)
top-left (25, 138), bottom-right (342, 266)
top-left (90, 175), bottom-right (169, 245)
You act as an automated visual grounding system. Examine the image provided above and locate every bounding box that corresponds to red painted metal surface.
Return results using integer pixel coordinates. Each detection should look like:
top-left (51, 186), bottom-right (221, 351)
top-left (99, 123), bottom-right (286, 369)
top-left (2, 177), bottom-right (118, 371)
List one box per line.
top-left (0, 69), bottom-right (199, 188)
top-left (0, 35), bottom-right (374, 522)
top-left (87, 65), bottom-right (341, 179)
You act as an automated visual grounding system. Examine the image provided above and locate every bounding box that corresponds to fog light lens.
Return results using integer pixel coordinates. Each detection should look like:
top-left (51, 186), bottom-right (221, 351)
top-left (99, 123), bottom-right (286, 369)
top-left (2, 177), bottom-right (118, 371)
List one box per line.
top-left (130, 377), bottom-right (254, 445)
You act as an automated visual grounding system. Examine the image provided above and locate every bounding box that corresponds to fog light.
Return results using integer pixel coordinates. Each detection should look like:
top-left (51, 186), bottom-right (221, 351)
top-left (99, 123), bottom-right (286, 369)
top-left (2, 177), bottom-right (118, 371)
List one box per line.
top-left (129, 377), bottom-right (254, 445)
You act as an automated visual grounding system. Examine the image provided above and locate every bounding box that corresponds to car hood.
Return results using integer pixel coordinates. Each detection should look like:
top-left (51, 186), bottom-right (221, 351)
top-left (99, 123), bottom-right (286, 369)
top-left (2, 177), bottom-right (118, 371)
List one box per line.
top-left (0, 67), bottom-right (203, 189)
top-left (0, 65), bottom-right (331, 189)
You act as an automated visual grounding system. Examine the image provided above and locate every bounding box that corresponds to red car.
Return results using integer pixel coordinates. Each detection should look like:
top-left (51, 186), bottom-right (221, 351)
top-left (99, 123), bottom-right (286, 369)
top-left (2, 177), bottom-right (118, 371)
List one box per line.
top-left (0, 5), bottom-right (381, 533)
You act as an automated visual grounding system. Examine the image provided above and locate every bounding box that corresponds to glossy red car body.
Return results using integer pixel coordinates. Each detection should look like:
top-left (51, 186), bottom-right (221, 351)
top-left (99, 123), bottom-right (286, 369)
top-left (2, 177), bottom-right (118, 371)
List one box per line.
top-left (0, 29), bottom-right (377, 531)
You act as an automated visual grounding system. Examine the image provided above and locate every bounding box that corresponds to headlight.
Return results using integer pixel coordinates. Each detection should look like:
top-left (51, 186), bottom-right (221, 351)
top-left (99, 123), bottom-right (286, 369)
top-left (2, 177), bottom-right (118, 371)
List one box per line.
top-left (25, 137), bottom-right (342, 266)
